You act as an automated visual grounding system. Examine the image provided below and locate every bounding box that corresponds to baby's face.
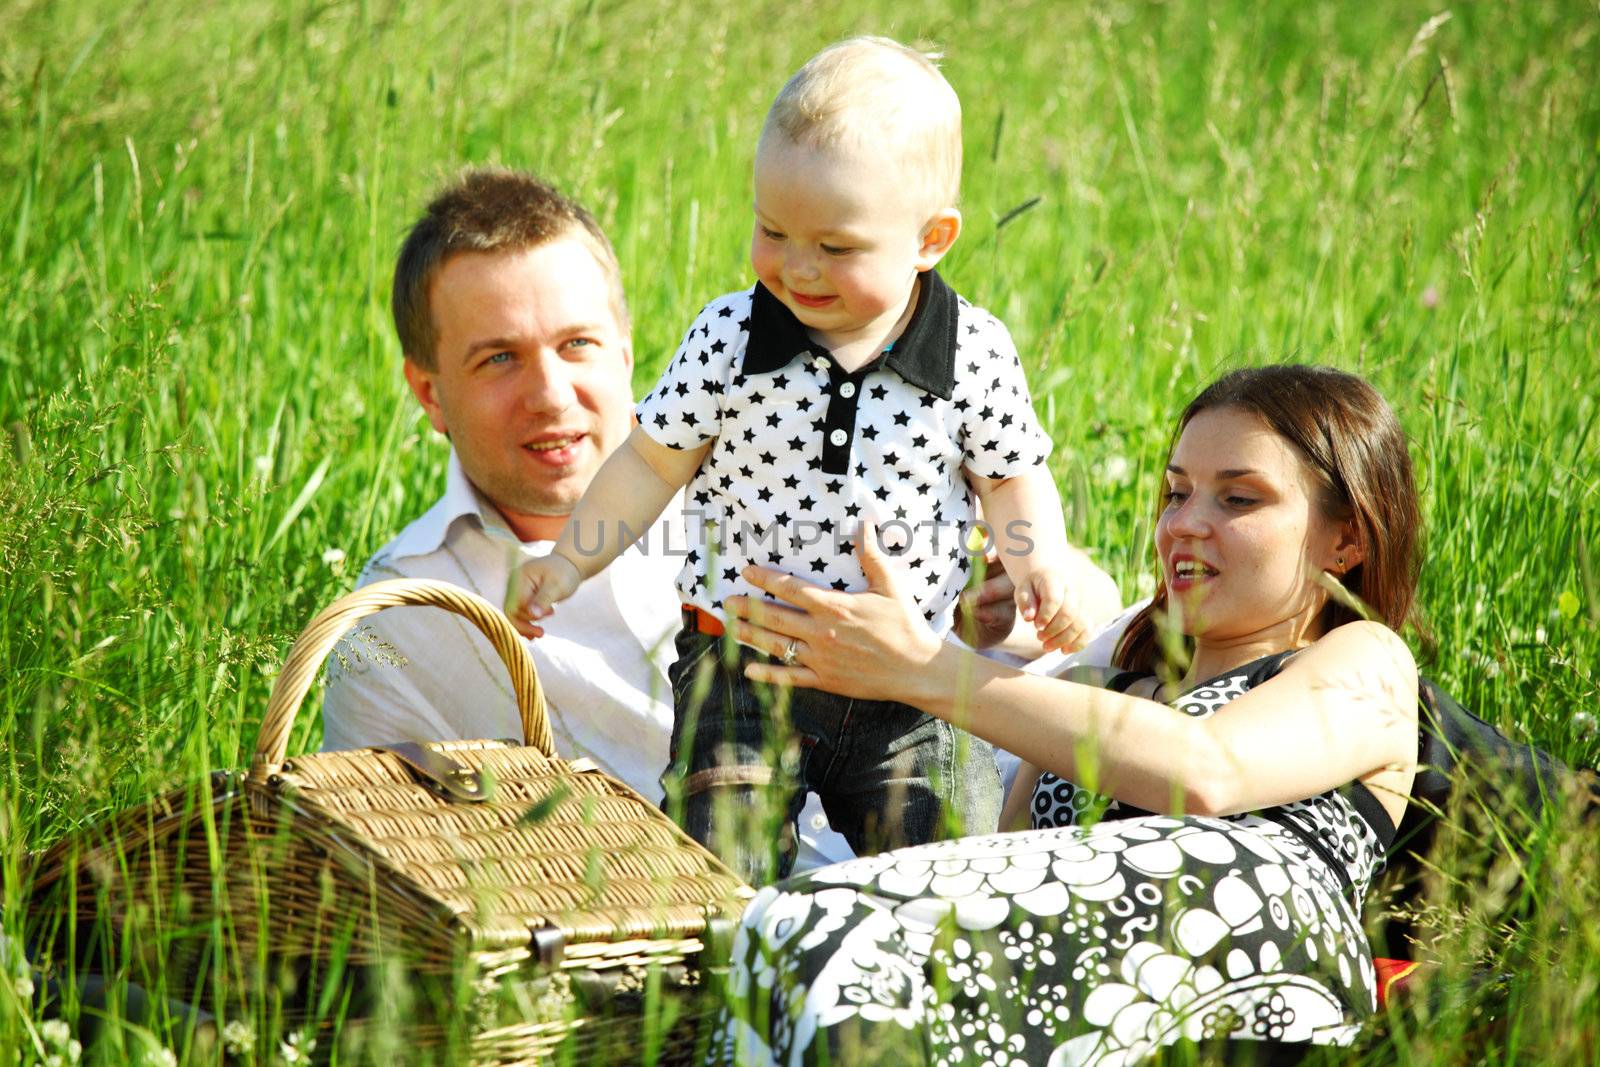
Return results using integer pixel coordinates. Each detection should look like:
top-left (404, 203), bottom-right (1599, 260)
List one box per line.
top-left (752, 137), bottom-right (952, 352)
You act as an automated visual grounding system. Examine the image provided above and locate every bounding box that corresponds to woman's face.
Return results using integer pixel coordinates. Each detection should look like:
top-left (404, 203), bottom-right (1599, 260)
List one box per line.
top-left (1154, 406), bottom-right (1353, 645)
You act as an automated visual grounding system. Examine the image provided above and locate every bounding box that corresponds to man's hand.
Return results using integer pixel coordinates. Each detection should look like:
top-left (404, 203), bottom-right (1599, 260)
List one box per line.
top-left (1015, 565), bottom-right (1092, 654)
top-left (955, 555), bottom-right (1019, 650)
top-left (506, 553), bottom-right (583, 638)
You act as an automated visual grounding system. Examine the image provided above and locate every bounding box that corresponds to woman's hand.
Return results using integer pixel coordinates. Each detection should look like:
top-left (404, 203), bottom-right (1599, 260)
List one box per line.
top-left (723, 522), bottom-right (946, 703)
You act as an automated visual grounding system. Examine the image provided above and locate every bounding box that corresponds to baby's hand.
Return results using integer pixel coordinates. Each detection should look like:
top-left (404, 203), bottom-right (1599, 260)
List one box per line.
top-left (505, 553), bottom-right (583, 638)
top-left (1015, 567), bottom-right (1092, 654)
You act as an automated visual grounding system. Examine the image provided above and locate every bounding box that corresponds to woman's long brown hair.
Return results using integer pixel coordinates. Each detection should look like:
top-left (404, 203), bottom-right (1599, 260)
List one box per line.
top-left (1113, 365), bottom-right (1424, 675)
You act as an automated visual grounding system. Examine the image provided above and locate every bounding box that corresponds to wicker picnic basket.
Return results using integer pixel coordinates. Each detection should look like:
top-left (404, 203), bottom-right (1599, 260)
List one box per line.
top-left (26, 578), bottom-right (751, 1063)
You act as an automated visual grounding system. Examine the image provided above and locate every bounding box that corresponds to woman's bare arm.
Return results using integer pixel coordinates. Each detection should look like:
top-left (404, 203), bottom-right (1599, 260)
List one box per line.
top-left (725, 524), bottom-right (1417, 822)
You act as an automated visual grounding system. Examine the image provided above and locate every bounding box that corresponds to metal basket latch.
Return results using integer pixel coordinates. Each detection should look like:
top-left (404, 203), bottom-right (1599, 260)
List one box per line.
top-left (532, 926), bottom-right (566, 968)
top-left (700, 916), bottom-right (737, 968)
top-left (372, 742), bottom-right (489, 802)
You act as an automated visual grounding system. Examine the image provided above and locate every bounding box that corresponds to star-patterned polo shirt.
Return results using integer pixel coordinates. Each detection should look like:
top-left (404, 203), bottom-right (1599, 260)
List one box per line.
top-left (635, 269), bottom-right (1052, 634)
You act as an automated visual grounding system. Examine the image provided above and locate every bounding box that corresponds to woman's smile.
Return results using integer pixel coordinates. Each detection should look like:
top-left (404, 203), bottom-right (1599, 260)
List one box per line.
top-left (1166, 552), bottom-right (1219, 592)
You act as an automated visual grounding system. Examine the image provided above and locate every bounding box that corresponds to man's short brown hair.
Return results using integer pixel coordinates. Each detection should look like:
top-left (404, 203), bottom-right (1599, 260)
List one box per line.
top-left (392, 168), bottom-right (628, 370)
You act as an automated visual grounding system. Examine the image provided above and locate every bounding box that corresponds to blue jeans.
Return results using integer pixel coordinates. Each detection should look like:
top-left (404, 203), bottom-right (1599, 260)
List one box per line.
top-left (661, 625), bottom-right (1001, 884)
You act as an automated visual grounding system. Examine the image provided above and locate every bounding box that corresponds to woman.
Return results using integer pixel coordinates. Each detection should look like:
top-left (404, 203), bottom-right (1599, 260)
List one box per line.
top-left (712, 365), bottom-right (1423, 1065)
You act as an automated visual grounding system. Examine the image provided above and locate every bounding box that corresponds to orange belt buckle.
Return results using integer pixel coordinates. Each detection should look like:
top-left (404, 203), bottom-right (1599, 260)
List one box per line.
top-left (682, 605), bottom-right (724, 637)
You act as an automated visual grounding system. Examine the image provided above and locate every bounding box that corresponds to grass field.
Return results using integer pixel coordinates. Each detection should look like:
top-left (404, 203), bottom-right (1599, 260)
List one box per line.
top-left (2, 0), bottom-right (1599, 1061)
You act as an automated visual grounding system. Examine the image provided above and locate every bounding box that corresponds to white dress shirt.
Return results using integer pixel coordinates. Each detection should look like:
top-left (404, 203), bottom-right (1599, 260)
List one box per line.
top-left (321, 449), bottom-right (854, 871)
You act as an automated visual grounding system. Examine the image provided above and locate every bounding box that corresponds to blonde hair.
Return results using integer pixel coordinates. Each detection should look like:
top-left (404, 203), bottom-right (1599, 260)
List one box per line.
top-left (759, 36), bottom-right (963, 212)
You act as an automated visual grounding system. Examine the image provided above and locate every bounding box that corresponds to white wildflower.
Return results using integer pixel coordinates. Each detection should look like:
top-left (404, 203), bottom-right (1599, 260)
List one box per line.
top-left (1573, 712), bottom-right (1597, 739)
top-left (278, 1029), bottom-right (317, 1065)
top-left (44, 1040), bottom-right (82, 1067)
top-left (253, 454), bottom-right (273, 477)
top-left (1102, 454), bottom-right (1131, 485)
top-left (41, 1020), bottom-right (71, 1048)
top-left (13, 974), bottom-right (33, 999)
top-left (321, 547), bottom-right (346, 570)
top-left (222, 1019), bottom-right (256, 1056)
top-left (142, 1048), bottom-right (176, 1067)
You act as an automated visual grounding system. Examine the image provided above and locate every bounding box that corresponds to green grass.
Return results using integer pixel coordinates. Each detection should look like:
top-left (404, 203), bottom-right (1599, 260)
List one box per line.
top-left (2, 0), bottom-right (1598, 1061)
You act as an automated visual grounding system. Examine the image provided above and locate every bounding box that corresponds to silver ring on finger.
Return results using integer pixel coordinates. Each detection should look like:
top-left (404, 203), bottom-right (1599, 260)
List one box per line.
top-left (781, 638), bottom-right (801, 666)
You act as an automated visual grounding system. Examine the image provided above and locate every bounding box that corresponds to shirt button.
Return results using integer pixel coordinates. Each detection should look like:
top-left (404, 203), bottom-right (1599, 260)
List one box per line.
top-left (812, 356), bottom-right (828, 370)
top-left (839, 382), bottom-right (857, 399)
top-left (829, 429), bottom-right (848, 447)
top-left (810, 812), bottom-right (828, 831)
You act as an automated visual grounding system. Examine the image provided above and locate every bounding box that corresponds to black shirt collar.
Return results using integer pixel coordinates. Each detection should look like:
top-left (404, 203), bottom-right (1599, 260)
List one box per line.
top-left (743, 269), bottom-right (959, 399)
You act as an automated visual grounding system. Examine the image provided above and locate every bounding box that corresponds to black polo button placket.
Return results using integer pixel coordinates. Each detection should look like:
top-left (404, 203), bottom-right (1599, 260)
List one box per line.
top-left (636, 279), bottom-right (1053, 636)
top-left (818, 356), bottom-right (877, 478)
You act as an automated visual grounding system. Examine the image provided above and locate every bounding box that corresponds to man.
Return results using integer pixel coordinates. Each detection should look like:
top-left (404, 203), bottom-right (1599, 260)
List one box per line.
top-left (321, 168), bottom-right (853, 868)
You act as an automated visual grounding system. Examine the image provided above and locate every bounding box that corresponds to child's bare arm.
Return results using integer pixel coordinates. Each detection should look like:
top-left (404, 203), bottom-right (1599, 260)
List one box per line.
top-left (509, 426), bottom-right (708, 630)
top-left (554, 425), bottom-right (708, 578)
top-left (970, 465), bottom-right (1089, 652)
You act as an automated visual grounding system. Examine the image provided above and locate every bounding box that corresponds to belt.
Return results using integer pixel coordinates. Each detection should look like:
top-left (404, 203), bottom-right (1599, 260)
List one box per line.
top-left (682, 605), bottom-right (725, 637)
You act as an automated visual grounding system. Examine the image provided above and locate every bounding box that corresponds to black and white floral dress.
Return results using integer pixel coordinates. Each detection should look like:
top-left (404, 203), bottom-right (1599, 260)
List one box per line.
top-left (712, 653), bottom-right (1396, 1066)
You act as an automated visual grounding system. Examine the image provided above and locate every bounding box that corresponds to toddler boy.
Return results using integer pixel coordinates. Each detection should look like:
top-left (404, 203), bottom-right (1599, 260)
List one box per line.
top-left (512, 37), bottom-right (1088, 881)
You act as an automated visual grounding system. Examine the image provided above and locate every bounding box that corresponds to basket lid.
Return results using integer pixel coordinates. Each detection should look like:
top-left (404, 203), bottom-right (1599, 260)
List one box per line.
top-left (266, 740), bottom-right (748, 949)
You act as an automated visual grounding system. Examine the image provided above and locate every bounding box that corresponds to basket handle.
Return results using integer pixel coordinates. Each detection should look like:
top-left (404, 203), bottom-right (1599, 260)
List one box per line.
top-left (251, 578), bottom-right (553, 775)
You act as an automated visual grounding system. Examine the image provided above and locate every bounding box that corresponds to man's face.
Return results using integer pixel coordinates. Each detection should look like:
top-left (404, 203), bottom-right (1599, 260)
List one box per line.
top-left (404, 237), bottom-right (633, 529)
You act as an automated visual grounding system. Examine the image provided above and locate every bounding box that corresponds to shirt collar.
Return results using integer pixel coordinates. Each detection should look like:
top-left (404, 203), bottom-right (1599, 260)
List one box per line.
top-left (387, 449), bottom-right (526, 560)
top-left (743, 269), bottom-right (959, 399)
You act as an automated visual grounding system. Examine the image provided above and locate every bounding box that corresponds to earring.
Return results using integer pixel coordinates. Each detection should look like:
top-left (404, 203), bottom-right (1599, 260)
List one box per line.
top-left (1336, 556), bottom-right (1346, 570)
